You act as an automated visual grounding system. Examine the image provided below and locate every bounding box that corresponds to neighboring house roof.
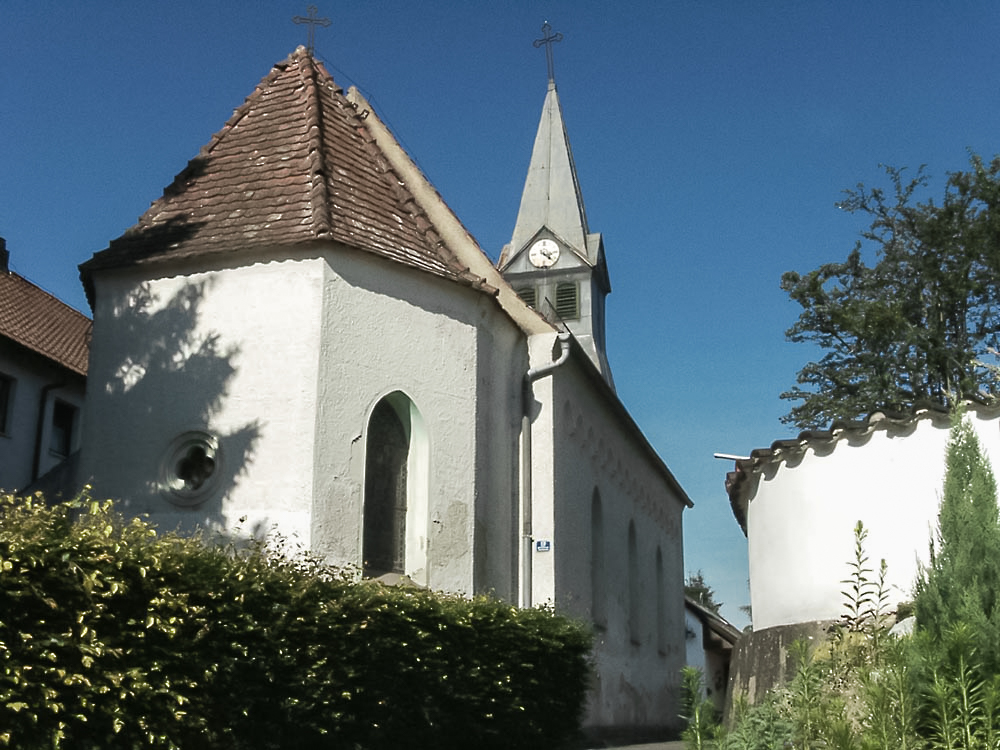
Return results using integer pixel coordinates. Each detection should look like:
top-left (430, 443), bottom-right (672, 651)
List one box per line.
top-left (0, 270), bottom-right (91, 376)
top-left (80, 47), bottom-right (495, 304)
top-left (723, 404), bottom-right (986, 535)
top-left (684, 596), bottom-right (742, 647)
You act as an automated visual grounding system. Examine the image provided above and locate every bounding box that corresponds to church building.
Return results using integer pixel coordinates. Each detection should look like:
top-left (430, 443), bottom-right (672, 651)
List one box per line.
top-left (73, 44), bottom-right (691, 736)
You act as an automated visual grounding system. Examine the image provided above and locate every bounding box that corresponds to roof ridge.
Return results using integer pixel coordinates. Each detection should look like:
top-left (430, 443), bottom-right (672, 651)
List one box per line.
top-left (353, 108), bottom-right (484, 286)
top-left (297, 51), bottom-right (333, 237)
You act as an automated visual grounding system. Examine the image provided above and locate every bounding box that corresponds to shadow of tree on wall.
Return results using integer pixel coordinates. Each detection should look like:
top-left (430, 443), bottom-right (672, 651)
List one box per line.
top-left (90, 278), bottom-right (261, 533)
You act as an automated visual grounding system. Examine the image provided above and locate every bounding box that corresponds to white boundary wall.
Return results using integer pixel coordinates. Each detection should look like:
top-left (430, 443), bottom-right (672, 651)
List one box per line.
top-left (746, 409), bottom-right (1000, 631)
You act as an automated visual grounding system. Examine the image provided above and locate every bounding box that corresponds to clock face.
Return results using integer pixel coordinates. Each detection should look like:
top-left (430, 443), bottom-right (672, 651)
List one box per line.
top-left (528, 239), bottom-right (560, 268)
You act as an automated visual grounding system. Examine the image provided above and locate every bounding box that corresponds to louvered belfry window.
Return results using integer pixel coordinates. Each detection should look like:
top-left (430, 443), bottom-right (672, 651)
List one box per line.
top-left (555, 282), bottom-right (579, 320)
top-left (363, 400), bottom-right (408, 577)
top-left (516, 286), bottom-right (537, 308)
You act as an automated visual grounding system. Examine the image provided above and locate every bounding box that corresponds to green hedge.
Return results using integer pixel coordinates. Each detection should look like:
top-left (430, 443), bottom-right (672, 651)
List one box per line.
top-left (0, 493), bottom-right (592, 749)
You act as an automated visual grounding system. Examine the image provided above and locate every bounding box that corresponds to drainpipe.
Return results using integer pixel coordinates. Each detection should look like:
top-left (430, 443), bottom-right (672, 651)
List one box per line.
top-left (520, 332), bottom-right (572, 608)
top-left (32, 383), bottom-right (63, 482)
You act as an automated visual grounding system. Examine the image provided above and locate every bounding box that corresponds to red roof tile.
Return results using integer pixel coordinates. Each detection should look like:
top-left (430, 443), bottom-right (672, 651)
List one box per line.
top-left (80, 48), bottom-right (486, 299)
top-left (0, 271), bottom-right (91, 376)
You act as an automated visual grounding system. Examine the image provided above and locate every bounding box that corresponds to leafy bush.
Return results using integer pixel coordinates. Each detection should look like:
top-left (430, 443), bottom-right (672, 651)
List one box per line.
top-left (0, 492), bottom-right (592, 749)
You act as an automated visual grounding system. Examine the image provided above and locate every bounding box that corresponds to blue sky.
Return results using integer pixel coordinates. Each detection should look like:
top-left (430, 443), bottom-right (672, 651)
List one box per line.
top-left (3, 1), bottom-right (999, 628)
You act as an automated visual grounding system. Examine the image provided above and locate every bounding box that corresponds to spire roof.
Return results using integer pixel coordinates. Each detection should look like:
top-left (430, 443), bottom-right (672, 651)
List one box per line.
top-left (502, 81), bottom-right (591, 263)
top-left (81, 48), bottom-right (490, 302)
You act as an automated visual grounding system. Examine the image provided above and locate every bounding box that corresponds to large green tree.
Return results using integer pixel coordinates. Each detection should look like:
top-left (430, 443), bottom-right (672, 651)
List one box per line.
top-left (781, 155), bottom-right (1000, 429)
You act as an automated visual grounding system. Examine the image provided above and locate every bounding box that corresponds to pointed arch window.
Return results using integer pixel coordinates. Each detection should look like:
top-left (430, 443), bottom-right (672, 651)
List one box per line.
top-left (363, 399), bottom-right (409, 577)
top-left (362, 393), bottom-right (429, 582)
top-left (656, 546), bottom-right (666, 655)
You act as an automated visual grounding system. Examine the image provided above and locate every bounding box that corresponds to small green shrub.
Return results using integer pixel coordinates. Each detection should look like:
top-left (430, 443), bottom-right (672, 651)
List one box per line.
top-left (719, 693), bottom-right (792, 750)
top-left (679, 666), bottom-right (721, 749)
top-left (0, 492), bottom-right (592, 749)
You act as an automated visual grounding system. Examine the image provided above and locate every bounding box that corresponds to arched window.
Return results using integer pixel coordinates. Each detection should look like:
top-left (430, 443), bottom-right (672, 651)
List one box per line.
top-left (591, 490), bottom-right (606, 627)
top-left (628, 520), bottom-right (639, 645)
top-left (362, 392), bottom-right (429, 582)
top-left (363, 399), bottom-right (408, 577)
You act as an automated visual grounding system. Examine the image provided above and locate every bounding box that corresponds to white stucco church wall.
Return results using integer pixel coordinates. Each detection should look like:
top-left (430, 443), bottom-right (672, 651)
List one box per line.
top-left (81, 243), bottom-right (528, 598)
top-left (730, 407), bottom-right (1000, 631)
top-left (518, 334), bottom-right (688, 728)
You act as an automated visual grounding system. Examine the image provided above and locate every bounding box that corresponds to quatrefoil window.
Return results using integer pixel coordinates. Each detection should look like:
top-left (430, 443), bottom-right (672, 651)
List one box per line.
top-left (161, 431), bottom-right (221, 506)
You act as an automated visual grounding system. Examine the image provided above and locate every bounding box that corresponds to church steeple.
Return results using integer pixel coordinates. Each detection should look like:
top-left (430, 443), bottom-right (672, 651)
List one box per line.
top-left (499, 24), bottom-right (612, 384)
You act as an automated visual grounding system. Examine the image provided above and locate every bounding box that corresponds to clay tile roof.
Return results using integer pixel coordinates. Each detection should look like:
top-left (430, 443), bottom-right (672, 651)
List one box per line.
top-left (722, 403), bottom-right (982, 535)
top-left (80, 47), bottom-right (487, 301)
top-left (0, 271), bottom-right (91, 376)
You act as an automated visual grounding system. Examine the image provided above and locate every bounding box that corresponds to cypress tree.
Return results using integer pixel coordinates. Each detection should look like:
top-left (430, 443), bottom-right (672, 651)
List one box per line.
top-left (914, 411), bottom-right (1000, 674)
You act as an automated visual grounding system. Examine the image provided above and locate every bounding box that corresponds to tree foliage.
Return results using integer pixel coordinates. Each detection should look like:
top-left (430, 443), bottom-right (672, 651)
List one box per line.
top-left (684, 570), bottom-right (722, 614)
top-left (914, 412), bottom-right (1000, 676)
top-left (781, 155), bottom-right (1000, 429)
top-left (0, 492), bottom-right (592, 750)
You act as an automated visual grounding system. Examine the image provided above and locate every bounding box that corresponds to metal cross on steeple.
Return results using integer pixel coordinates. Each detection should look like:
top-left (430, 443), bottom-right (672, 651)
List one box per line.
top-left (293, 6), bottom-right (331, 55)
top-left (533, 21), bottom-right (563, 84)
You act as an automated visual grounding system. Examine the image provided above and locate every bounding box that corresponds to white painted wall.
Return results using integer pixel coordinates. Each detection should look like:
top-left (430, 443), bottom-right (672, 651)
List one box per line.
top-left (528, 335), bottom-right (689, 732)
top-left (0, 340), bottom-right (86, 492)
top-left (80, 252), bottom-right (325, 540)
top-left (308, 244), bottom-right (525, 596)
top-left (746, 409), bottom-right (1000, 631)
top-left (684, 608), bottom-right (707, 676)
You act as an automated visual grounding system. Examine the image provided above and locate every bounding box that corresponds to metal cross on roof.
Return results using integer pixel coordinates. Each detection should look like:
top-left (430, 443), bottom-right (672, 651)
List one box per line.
top-left (533, 21), bottom-right (563, 83)
top-left (293, 5), bottom-right (331, 55)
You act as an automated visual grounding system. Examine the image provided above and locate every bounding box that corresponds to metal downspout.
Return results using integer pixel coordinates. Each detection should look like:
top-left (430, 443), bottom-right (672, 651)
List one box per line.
top-left (520, 333), bottom-right (572, 608)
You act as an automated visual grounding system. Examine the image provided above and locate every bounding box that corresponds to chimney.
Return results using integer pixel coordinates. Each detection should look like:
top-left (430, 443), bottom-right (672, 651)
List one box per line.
top-left (0, 237), bottom-right (7, 272)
